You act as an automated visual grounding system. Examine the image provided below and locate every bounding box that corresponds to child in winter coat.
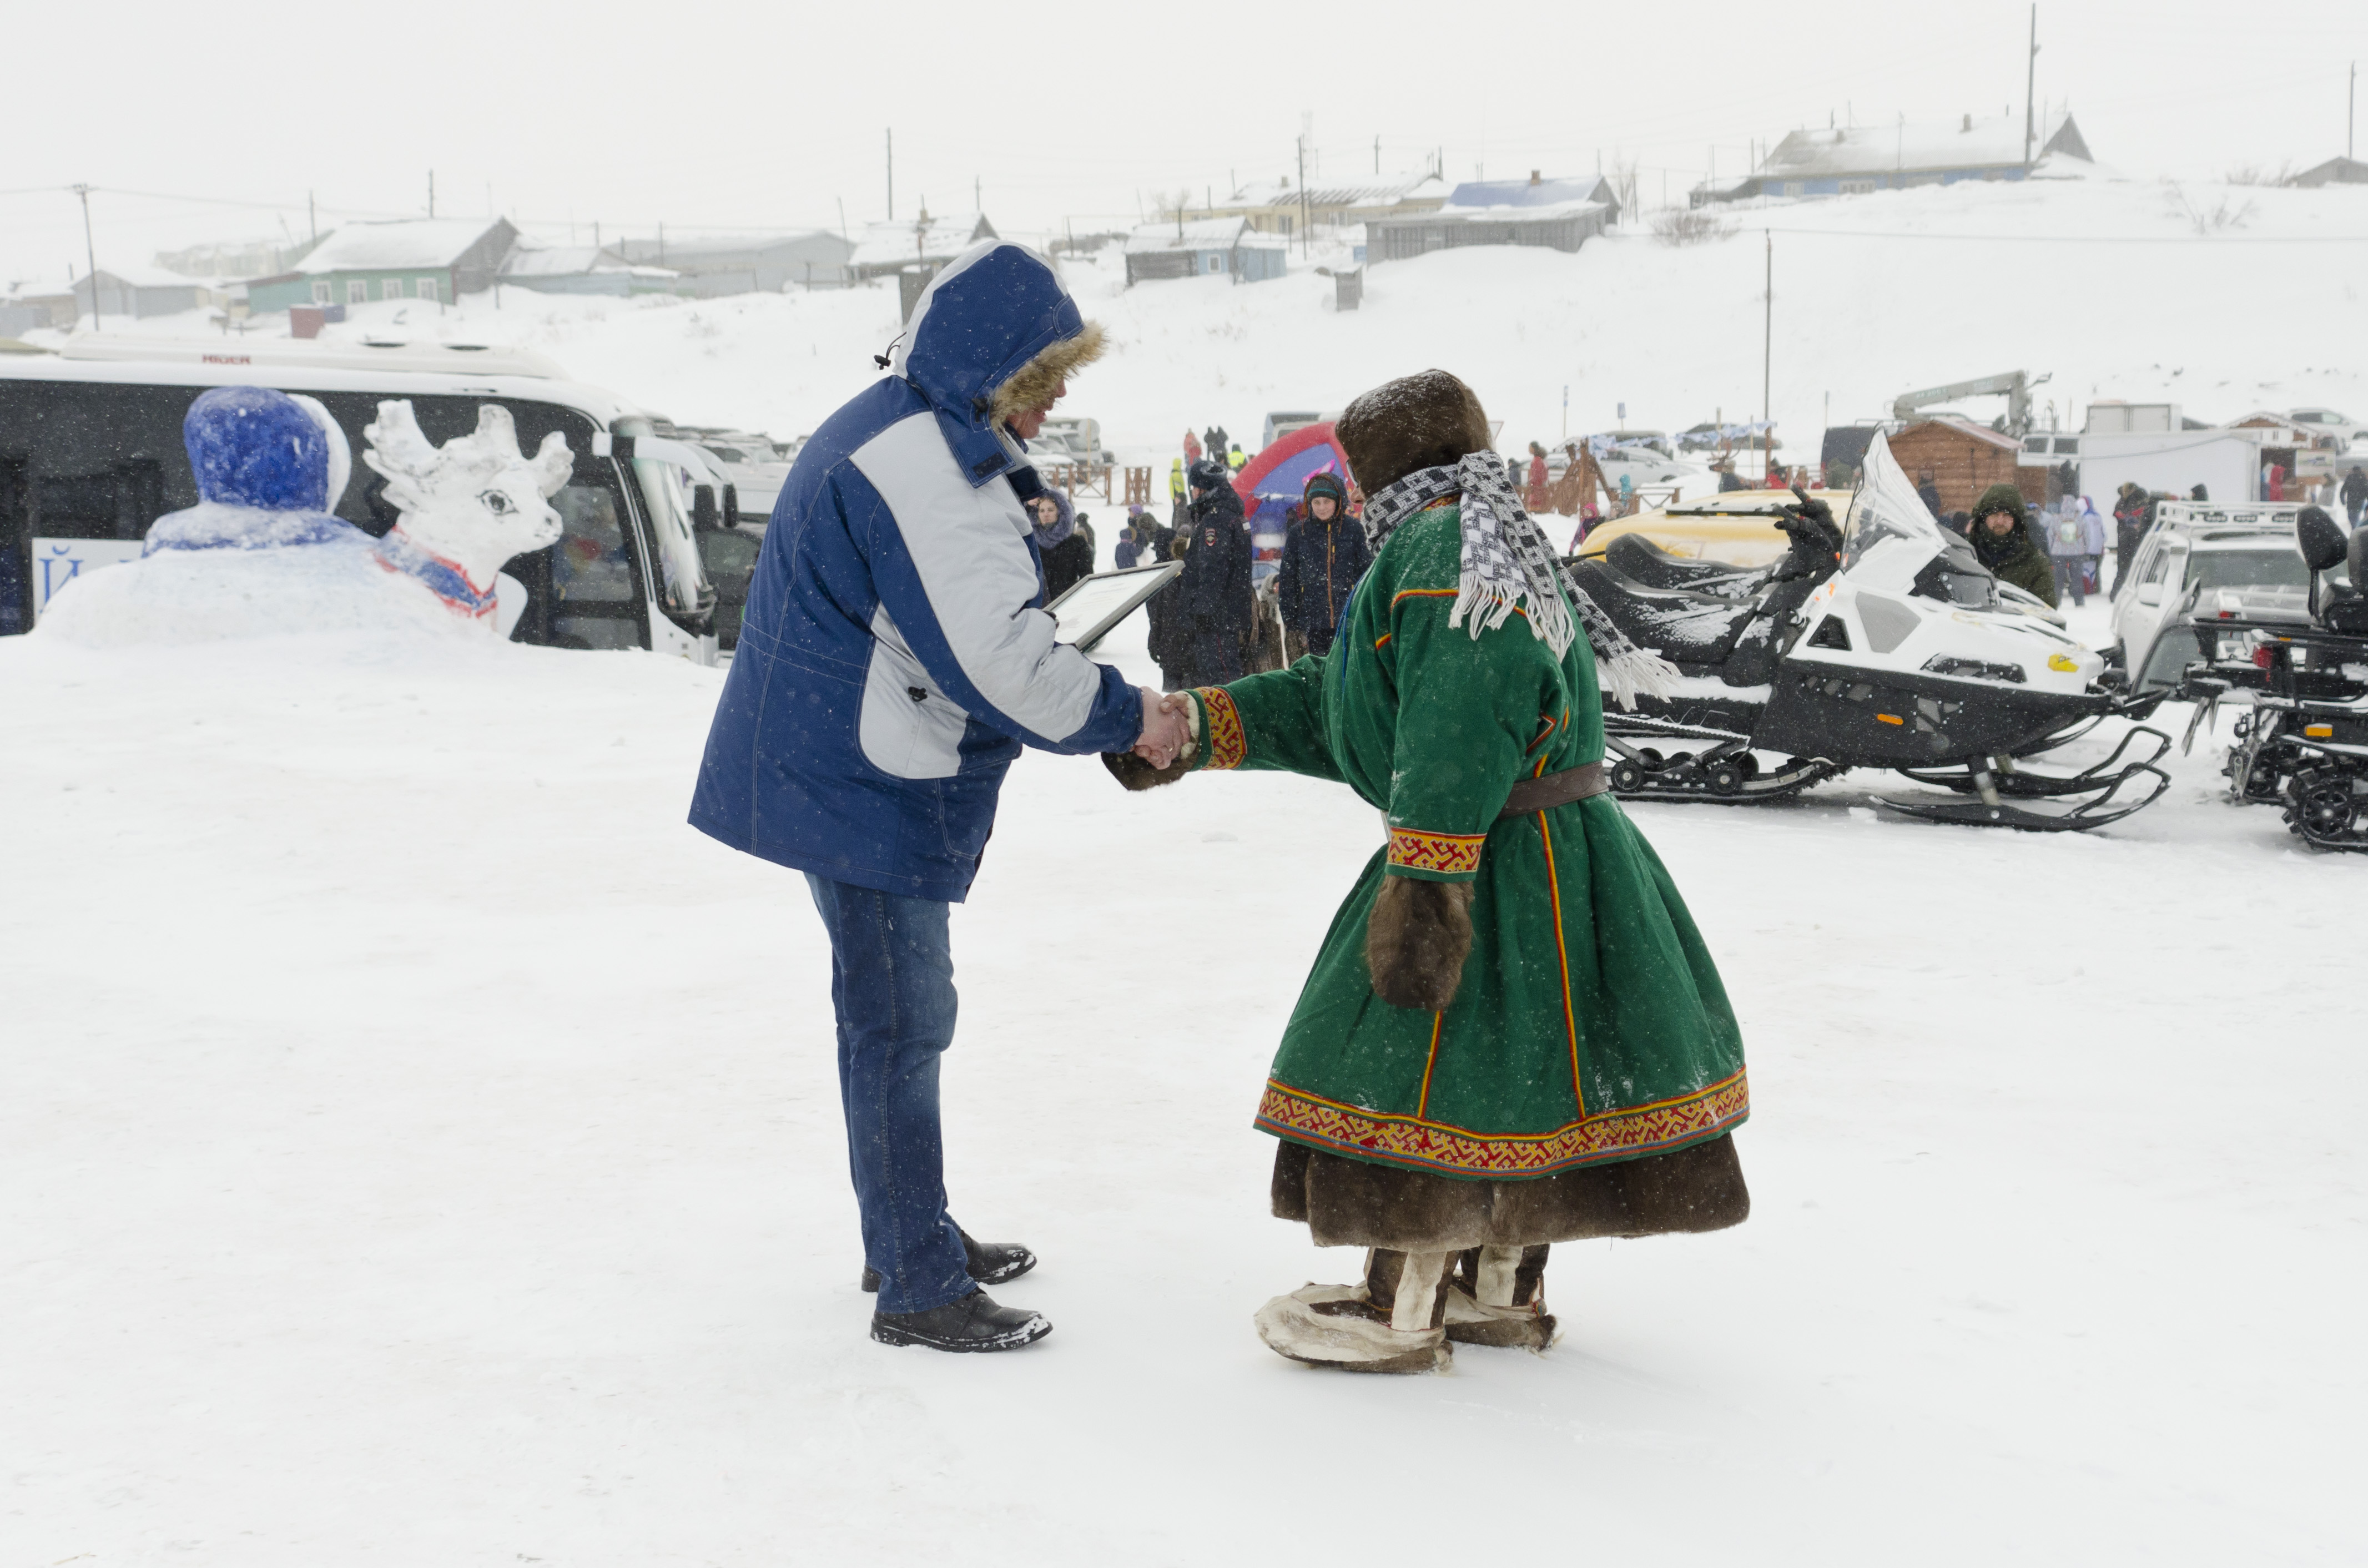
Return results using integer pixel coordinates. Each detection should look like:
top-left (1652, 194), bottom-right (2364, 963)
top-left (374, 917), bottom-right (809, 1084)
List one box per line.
top-left (1273, 471), bottom-right (1371, 657)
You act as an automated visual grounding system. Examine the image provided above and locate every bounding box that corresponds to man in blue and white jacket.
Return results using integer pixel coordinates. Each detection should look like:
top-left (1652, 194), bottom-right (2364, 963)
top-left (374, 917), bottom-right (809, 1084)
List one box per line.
top-left (689, 241), bottom-right (1187, 1354)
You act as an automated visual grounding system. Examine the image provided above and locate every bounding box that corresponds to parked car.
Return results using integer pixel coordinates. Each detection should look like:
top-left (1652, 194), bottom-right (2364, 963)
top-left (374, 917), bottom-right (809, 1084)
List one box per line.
top-left (1033, 415), bottom-right (1113, 466)
top-left (2108, 503), bottom-right (2325, 690)
top-left (0, 336), bottom-right (717, 659)
top-left (2281, 407), bottom-right (2364, 451)
top-left (1262, 409), bottom-right (1326, 446)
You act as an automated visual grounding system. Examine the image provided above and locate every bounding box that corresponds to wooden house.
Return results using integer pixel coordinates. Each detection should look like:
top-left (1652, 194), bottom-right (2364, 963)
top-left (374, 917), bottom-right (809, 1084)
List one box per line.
top-left (1886, 417), bottom-right (2041, 515)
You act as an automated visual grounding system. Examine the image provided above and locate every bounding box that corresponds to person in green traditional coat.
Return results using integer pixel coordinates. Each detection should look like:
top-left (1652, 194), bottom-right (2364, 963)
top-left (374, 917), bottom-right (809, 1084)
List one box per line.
top-left (1108, 371), bottom-right (1751, 1374)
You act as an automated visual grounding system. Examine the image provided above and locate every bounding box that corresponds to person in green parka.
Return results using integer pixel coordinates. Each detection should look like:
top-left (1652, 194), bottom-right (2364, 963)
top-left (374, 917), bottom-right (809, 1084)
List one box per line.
top-left (1107, 371), bottom-right (1751, 1374)
top-left (1968, 482), bottom-right (2059, 607)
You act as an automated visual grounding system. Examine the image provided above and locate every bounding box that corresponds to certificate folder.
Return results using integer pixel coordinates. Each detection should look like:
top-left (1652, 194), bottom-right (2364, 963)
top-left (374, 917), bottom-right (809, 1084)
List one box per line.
top-left (1046, 561), bottom-right (1183, 652)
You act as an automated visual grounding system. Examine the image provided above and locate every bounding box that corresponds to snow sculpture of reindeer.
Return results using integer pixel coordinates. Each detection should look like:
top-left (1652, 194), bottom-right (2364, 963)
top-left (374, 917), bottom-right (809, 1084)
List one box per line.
top-left (362, 400), bottom-right (572, 631)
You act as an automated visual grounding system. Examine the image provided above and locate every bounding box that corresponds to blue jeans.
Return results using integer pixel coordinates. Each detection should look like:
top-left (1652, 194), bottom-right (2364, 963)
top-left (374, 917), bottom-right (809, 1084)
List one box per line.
top-left (804, 875), bottom-right (972, 1315)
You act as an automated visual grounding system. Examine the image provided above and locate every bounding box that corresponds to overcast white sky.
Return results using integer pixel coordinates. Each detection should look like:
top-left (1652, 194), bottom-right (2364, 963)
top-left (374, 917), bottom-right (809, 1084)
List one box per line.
top-left (3, 0), bottom-right (2363, 284)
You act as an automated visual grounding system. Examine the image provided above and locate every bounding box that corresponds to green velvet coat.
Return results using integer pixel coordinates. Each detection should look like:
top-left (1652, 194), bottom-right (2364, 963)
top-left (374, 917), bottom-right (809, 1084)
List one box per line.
top-left (1184, 503), bottom-right (1747, 1181)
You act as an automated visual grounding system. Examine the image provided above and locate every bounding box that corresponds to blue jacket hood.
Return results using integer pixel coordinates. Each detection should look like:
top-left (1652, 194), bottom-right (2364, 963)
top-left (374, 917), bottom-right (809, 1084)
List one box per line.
top-left (889, 240), bottom-right (1083, 488)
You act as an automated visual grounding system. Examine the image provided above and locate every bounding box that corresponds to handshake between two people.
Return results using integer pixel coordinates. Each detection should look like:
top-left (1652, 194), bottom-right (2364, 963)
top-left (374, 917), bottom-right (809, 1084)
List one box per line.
top-left (1102, 688), bottom-right (1195, 791)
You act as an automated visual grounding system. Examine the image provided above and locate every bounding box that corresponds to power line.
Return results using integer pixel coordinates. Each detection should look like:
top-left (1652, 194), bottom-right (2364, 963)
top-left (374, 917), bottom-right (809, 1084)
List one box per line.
top-left (1751, 224), bottom-right (2368, 243)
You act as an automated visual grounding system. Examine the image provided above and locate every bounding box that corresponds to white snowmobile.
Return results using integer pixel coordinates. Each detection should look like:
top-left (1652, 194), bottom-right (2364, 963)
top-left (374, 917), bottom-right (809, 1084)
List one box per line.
top-left (2178, 506), bottom-right (2368, 853)
top-left (1570, 431), bottom-right (2171, 831)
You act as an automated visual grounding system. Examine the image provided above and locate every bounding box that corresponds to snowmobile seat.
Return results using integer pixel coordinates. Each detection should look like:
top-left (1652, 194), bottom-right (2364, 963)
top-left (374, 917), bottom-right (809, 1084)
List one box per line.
top-left (1604, 531), bottom-right (1759, 592)
top-left (1568, 557), bottom-right (1750, 669)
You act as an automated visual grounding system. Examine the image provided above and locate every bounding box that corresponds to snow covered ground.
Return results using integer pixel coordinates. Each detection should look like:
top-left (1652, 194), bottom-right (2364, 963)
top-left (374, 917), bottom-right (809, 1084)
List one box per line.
top-left (6, 173), bottom-right (2365, 1562)
top-left (2, 588), bottom-right (2362, 1565)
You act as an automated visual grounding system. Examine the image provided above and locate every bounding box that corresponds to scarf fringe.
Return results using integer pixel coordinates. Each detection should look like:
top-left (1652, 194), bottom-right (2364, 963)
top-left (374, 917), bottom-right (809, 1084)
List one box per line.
top-left (1598, 648), bottom-right (1682, 712)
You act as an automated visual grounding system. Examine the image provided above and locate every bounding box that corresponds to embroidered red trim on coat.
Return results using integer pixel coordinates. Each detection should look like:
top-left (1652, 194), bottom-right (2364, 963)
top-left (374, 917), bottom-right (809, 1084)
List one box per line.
top-left (1386, 826), bottom-right (1486, 875)
top-left (1254, 1070), bottom-right (1750, 1177)
top-left (1195, 686), bottom-right (1247, 770)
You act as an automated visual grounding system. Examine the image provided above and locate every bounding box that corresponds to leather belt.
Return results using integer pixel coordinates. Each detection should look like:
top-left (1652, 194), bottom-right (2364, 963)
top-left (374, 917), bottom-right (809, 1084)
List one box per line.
top-left (1498, 762), bottom-right (1609, 818)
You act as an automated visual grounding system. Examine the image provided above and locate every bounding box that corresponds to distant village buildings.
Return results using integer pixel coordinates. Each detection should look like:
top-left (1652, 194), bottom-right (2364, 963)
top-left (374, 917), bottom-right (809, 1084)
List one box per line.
top-left (1369, 173), bottom-right (1619, 263)
top-left (1211, 172), bottom-right (1449, 236)
top-left (1696, 111), bottom-right (2093, 204)
top-left (244, 219), bottom-right (520, 312)
top-left (1123, 217), bottom-right (1288, 285)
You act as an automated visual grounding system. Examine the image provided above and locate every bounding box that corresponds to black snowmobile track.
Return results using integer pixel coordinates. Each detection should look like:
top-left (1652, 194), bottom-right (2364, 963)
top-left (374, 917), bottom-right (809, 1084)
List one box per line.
top-left (1600, 725), bottom-right (1840, 805)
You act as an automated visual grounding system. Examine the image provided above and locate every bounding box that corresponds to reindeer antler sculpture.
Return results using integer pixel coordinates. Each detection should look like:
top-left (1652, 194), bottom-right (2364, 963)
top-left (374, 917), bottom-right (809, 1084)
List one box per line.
top-left (362, 401), bottom-right (572, 623)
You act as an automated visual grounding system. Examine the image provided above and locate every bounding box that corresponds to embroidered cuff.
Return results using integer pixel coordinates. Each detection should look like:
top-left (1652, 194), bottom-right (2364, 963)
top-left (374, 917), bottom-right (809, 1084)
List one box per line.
top-left (1192, 686), bottom-right (1246, 771)
top-left (1384, 825), bottom-right (1486, 879)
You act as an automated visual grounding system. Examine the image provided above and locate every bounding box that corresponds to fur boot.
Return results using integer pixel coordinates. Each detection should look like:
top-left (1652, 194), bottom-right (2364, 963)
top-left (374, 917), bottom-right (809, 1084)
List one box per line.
top-left (1366, 876), bottom-right (1475, 1011)
top-left (1444, 1244), bottom-right (1559, 1350)
top-left (1251, 1248), bottom-right (1456, 1374)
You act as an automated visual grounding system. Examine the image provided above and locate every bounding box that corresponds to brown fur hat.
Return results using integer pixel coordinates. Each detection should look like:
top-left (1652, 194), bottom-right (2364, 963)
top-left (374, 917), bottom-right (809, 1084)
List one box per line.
top-left (1334, 370), bottom-right (1493, 496)
top-left (990, 322), bottom-right (1107, 424)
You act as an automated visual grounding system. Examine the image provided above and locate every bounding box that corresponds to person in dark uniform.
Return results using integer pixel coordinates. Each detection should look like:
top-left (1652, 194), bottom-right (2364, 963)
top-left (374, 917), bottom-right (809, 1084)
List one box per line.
top-left (1173, 457), bottom-right (1253, 687)
top-left (1273, 471), bottom-right (1371, 658)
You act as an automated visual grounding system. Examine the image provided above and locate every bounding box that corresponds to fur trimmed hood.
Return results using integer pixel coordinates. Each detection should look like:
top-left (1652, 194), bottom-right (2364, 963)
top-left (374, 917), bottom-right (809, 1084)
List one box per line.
top-left (991, 322), bottom-right (1105, 425)
top-left (886, 240), bottom-right (1099, 490)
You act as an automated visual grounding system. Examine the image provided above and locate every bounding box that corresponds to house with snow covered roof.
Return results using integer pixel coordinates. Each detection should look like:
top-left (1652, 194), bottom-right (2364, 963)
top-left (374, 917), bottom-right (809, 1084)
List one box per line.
top-left (1122, 217), bottom-right (1287, 285)
top-left (1367, 172), bottom-right (1615, 264)
top-left (244, 218), bottom-right (520, 312)
top-left (498, 244), bottom-right (684, 298)
top-left (67, 264), bottom-right (223, 321)
top-left (1696, 112), bottom-right (2093, 204)
top-left (1213, 172), bottom-right (1449, 237)
top-left (609, 230), bottom-right (854, 293)
top-left (848, 211), bottom-right (998, 280)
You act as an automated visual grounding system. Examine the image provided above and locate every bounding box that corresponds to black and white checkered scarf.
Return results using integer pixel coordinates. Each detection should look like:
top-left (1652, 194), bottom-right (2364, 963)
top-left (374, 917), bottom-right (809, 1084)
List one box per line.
top-left (1359, 452), bottom-right (1679, 710)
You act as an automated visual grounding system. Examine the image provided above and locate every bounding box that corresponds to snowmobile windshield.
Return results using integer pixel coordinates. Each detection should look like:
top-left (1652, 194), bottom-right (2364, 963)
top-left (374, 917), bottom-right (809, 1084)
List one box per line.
top-left (1843, 432), bottom-right (1996, 608)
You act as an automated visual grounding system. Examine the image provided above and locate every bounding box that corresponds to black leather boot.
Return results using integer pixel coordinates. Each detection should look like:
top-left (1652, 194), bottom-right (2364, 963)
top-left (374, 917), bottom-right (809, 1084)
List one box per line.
top-left (870, 1288), bottom-right (1051, 1352)
top-left (860, 1229), bottom-right (1037, 1293)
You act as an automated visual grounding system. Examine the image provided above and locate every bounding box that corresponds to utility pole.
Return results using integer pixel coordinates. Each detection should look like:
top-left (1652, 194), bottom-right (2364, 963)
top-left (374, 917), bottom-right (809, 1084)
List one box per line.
top-left (72, 184), bottom-right (98, 332)
top-left (428, 169), bottom-right (435, 218)
top-left (1374, 134), bottom-right (1380, 175)
top-left (1762, 231), bottom-right (1772, 480)
top-left (974, 174), bottom-right (980, 211)
top-left (1296, 135), bottom-right (1309, 255)
top-left (2351, 61), bottom-right (2357, 160)
top-left (307, 189), bottom-right (316, 243)
top-left (2023, 4), bottom-right (2040, 168)
top-left (886, 129), bottom-right (894, 220)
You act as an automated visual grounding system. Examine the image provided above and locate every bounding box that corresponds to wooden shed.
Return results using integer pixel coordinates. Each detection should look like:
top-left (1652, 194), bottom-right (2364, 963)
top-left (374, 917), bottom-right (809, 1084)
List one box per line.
top-left (1886, 417), bottom-right (2042, 515)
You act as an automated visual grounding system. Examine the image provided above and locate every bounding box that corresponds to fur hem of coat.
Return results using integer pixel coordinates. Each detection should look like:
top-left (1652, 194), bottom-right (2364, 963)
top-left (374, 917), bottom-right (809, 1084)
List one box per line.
top-left (1269, 1133), bottom-right (1750, 1252)
top-left (991, 322), bottom-right (1106, 423)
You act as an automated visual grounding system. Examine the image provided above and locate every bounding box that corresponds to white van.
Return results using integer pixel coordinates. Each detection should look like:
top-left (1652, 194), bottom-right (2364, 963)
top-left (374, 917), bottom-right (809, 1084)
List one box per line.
top-left (2108, 502), bottom-right (2322, 690)
top-left (0, 338), bottom-right (718, 661)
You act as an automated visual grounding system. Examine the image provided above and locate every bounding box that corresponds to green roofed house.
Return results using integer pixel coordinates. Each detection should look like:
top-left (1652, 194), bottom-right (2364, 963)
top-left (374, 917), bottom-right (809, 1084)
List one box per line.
top-left (245, 218), bottom-right (520, 314)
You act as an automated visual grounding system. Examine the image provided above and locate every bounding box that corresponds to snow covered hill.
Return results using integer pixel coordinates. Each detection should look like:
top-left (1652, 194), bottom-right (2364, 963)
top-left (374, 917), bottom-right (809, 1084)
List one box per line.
top-left (55, 173), bottom-right (2368, 474)
top-left (1, 599), bottom-right (2361, 1565)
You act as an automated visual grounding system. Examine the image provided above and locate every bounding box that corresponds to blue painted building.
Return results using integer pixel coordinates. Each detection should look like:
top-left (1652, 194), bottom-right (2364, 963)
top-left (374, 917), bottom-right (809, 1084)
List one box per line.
top-left (1122, 217), bottom-right (1288, 285)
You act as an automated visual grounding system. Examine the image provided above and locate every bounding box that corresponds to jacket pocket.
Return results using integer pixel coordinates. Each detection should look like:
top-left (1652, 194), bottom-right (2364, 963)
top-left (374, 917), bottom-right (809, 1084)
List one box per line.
top-left (858, 604), bottom-right (973, 780)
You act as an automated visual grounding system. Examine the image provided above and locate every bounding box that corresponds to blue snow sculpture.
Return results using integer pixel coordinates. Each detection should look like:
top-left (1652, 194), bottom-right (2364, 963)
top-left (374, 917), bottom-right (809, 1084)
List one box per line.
top-left (144, 386), bottom-right (363, 553)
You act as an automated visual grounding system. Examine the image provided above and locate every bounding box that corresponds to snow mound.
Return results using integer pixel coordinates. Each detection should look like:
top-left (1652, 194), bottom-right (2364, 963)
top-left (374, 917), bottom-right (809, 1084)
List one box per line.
top-left (34, 534), bottom-right (472, 648)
